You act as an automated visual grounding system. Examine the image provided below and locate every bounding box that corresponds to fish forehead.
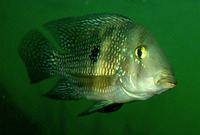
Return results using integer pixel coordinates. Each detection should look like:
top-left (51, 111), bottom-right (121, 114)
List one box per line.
top-left (45, 14), bottom-right (135, 76)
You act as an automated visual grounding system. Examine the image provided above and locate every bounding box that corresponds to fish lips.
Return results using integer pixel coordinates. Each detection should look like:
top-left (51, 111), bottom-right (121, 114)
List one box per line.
top-left (154, 72), bottom-right (177, 90)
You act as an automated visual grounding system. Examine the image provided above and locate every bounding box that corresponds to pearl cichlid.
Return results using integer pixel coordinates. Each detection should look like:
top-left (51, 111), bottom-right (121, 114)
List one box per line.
top-left (19, 14), bottom-right (176, 116)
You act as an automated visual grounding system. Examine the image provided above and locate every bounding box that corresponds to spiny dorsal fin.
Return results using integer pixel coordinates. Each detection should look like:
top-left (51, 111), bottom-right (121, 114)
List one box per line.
top-left (44, 14), bottom-right (133, 51)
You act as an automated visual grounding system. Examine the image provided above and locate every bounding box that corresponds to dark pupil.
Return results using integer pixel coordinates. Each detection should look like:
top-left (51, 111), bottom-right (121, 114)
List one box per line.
top-left (137, 48), bottom-right (142, 58)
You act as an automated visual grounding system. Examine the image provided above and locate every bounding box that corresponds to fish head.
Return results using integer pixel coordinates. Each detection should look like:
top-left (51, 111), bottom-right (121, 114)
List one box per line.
top-left (120, 24), bottom-right (177, 101)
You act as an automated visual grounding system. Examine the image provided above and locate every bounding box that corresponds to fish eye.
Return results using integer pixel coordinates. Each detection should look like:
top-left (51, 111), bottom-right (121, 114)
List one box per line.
top-left (135, 45), bottom-right (147, 59)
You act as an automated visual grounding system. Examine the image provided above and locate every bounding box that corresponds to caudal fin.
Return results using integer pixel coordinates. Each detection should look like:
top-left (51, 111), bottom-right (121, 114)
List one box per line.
top-left (19, 30), bottom-right (58, 83)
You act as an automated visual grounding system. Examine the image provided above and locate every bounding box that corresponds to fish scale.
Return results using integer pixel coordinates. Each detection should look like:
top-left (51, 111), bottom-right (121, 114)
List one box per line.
top-left (42, 17), bottom-right (133, 100)
top-left (48, 23), bottom-right (132, 77)
top-left (19, 14), bottom-right (176, 116)
top-left (44, 14), bottom-right (133, 51)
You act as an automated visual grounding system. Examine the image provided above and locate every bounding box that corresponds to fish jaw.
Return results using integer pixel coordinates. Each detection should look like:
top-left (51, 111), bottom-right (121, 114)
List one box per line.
top-left (154, 71), bottom-right (177, 94)
top-left (116, 73), bottom-right (156, 102)
top-left (116, 70), bottom-right (177, 102)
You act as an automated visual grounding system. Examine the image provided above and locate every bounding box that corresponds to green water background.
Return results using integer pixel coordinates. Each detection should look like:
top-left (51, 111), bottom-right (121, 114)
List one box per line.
top-left (0, 0), bottom-right (199, 134)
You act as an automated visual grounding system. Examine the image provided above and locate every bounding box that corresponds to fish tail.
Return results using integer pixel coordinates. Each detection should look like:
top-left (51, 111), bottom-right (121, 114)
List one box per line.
top-left (19, 30), bottom-right (58, 83)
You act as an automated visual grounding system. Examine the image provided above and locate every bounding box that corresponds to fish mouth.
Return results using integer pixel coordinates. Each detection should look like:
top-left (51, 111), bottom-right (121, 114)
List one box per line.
top-left (154, 72), bottom-right (177, 89)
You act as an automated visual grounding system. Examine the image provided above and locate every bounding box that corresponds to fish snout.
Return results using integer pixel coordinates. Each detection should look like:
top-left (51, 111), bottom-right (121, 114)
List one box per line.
top-left (154, 72), bottom-right (177, 89)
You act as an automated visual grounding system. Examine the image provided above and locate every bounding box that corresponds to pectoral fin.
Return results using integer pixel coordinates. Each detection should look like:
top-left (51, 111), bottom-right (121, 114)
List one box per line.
top-left (78, 101), bottom-right (123, 116)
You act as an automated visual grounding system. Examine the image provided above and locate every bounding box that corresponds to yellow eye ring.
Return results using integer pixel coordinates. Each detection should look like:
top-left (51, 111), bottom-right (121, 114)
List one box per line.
top-left (135, 45), bottom-right (147, 59)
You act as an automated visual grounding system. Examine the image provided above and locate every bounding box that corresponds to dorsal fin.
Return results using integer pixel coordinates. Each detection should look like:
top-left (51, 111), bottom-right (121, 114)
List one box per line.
top-left (44, 14), bottom-right (133, 51)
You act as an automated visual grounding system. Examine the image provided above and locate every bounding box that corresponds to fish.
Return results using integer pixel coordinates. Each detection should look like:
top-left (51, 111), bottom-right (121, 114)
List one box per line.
top-left (19, 13), bottom-right (177, 116)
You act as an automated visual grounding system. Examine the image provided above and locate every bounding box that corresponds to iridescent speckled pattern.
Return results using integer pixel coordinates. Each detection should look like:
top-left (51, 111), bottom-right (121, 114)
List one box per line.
top-left (44, 14), bottom-right (133, 77)
top-left (42, 14), bottom-right (137, 101)
top-left (19, 14), bottom-right (176, 115)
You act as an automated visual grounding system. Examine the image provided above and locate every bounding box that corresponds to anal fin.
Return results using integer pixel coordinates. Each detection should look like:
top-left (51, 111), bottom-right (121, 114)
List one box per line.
top-left (44, 78), bottom-right (81, 100)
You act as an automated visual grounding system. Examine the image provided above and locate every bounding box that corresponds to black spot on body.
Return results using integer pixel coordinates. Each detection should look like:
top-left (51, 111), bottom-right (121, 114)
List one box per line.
top-left (89, 45), bottom-right (100, 64)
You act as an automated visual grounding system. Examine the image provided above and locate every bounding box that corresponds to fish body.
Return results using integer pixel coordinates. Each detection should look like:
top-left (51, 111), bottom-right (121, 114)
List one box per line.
top-left (19, 14), bottom-right (176, 116)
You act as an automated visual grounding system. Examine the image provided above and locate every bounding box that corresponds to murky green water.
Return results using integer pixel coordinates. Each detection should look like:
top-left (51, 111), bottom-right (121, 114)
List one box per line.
top-left (0, 0), bottom-right (199, 134)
